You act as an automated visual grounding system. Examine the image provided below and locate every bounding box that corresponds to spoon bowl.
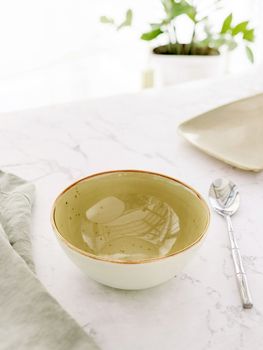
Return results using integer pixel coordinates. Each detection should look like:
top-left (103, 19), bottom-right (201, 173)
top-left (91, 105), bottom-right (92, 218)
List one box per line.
top-left (209, 178), bottom-right (240, 217)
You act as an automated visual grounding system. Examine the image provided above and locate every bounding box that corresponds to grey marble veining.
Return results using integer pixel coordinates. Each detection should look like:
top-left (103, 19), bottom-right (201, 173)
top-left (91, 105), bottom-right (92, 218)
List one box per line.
top-left (1, 69), bottom-right (263, 350)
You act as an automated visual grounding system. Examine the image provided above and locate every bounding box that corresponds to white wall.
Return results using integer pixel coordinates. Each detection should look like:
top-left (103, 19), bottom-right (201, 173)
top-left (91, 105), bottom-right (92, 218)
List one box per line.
top-left (0, 0), bottom-right (261, 112)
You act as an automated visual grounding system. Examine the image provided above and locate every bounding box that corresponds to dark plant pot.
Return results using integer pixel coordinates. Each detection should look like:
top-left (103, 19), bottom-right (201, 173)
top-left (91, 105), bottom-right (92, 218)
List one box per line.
top-left (153, 43), bottom-right (220, 56)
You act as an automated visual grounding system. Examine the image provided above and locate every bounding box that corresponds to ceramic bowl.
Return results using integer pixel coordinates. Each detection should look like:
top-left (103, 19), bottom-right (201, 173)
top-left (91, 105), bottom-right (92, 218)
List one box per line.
top-left (51, 170), bottom-right (210, 290)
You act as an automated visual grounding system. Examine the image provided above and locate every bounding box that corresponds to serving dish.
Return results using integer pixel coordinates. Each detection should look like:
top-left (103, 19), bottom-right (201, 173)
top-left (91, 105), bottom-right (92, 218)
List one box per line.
top-left (51, 170), bottom-right (210, 289)
top-left (178, 94), bottom-right (263, 171)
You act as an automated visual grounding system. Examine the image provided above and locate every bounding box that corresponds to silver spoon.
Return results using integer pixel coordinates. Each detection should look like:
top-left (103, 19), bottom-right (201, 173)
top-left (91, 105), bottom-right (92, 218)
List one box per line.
top-left (209, 178), bottom-right (253, 309)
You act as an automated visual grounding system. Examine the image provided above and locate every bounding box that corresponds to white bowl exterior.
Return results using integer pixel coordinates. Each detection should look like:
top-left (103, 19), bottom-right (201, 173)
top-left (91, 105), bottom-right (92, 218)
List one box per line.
top-left (151, 53), bottom-right (225, 86)
top-left (58, 237), bottom-right (204, 290)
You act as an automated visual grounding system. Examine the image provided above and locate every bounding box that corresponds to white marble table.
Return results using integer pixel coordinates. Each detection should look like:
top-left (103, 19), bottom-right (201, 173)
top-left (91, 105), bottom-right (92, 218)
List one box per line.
top-left (1, 68), bottom-right (263, 350)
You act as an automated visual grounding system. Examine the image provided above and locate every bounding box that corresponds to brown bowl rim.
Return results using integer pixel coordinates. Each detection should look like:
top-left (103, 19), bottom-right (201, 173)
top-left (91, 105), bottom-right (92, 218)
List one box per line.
top-left (51, 169), bottom-right (210, 264)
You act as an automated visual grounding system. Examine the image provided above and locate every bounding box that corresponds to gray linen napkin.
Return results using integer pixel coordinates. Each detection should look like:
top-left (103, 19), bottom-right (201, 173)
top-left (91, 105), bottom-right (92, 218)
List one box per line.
top-left (0, 171), bottom-right (99, 350)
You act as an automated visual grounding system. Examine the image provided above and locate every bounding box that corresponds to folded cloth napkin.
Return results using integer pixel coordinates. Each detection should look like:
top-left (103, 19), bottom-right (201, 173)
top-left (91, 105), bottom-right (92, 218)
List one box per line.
top-left (0, 171), bottom-right (99, 350)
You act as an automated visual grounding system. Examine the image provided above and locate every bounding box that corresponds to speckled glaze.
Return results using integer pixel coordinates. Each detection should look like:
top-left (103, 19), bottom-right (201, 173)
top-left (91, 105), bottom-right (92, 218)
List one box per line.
top-left (51, 170), bottom-right (210, 289)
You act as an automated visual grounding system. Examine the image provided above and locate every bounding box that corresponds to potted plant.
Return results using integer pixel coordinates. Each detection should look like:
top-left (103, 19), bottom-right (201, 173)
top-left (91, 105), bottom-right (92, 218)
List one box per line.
top-left (101, 0), bottom-right (255, 86)
top-left (141, 0), bottom-right (255, 85)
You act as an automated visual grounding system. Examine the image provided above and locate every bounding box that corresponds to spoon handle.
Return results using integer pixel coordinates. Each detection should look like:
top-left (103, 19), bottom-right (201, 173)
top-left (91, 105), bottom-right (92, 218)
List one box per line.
top-left (225, 215), bottom-right (253, 309)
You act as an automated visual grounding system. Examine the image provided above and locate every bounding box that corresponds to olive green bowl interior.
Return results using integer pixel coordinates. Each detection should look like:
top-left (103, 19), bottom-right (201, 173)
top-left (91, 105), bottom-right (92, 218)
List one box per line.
top-left (52, 171), bottom-right (210, 262)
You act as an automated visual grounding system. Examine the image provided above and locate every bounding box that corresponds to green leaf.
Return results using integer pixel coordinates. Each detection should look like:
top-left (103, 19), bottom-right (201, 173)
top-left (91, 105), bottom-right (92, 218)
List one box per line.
top-left (150, 23), bottom-right (162, 30)
top-left (245, 46), bottom-right (254, 63)
top-left (126, 9), bottom-right (133, 25)
top-left (196, 38), bottom-right (210, 48)
top-left (117, 9), bottom-right (133, 30)
top-left (161, 0), bottom-right (174, 17)
top-left (232, 21), bottom-right (248, 36)
top-left (162, 0), bottom-right (196, 21)
top-left (141, 28), bottom-right (163, 41)
top-left (220, 13), bottom-right (232, 34)
top-left (211, 37), bottom-right (227, 49)
top-left (100, 16), bottom-right (115, 25)
top-left (186, 6), bottom-right (197, 22)
top-left (169, 2), bottom-right (185, 18)
top-left (227, 40), bottom-right (238, 51)
top-left (174, 1), bottom-right (196, 20)
top-left (243, 29), bottom-right (255, 42)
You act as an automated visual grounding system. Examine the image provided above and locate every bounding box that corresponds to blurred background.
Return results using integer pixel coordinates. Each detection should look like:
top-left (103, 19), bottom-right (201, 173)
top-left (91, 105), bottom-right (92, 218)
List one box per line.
top-left (0, 0), bottom-right (262, 112)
